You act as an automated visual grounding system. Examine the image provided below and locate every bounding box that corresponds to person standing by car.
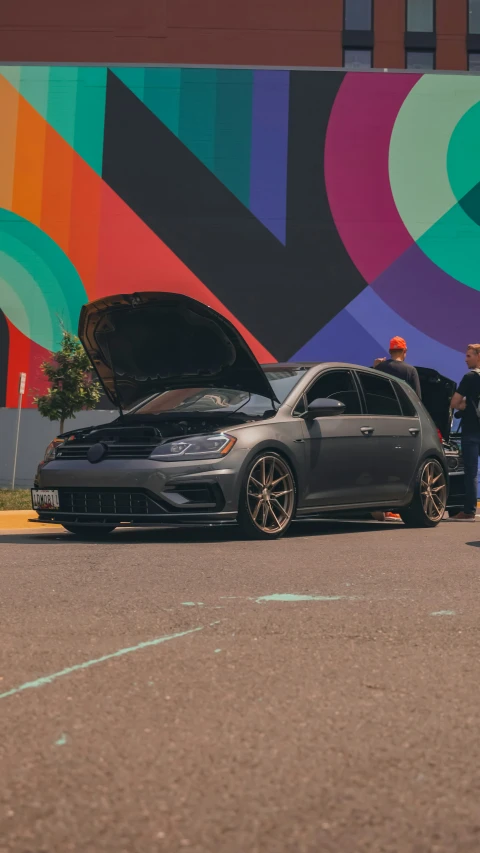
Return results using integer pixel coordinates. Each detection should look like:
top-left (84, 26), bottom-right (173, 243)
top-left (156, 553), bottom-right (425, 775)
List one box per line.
top-left (373, 336), bottom-right (422, 399)
top-left (450, 344), bottom-right (480, 521)
top-left (370, 336), bottom-right (421, 522)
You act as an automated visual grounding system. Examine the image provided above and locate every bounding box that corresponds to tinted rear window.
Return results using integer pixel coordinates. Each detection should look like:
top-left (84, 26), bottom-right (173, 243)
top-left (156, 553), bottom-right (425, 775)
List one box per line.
top-left (358, 372), bottom-right (402, 416)
top-left (394, 382), bottom-right (418, 417)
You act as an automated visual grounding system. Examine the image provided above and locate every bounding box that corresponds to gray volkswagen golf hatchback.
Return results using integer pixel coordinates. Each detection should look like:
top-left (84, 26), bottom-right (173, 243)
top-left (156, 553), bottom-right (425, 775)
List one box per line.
top-left (32, 292), bottom-right (458, 539)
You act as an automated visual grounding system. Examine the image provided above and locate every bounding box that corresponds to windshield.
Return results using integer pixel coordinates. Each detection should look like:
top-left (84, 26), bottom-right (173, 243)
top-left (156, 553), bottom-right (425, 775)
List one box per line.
top-left (132, 367), bottom-right (307, 416)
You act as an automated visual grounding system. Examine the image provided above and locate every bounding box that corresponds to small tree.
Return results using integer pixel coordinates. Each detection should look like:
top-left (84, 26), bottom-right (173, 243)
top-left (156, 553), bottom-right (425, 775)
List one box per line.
top-left (35, 329), bottom-right (102, 434)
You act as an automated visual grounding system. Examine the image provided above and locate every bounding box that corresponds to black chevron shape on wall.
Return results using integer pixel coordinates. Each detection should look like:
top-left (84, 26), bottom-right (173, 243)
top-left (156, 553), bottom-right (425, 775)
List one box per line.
top-left (102, 69), bottom-right (367, 361)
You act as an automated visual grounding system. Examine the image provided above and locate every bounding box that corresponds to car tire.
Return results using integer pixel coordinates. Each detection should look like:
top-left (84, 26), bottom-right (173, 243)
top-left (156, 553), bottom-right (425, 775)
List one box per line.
top-left (62, 524), bottom-right (116, 539)
top-left (237, 452), bottom-right (297, 540)
top-left (400, 458), bottom-right (447, 528)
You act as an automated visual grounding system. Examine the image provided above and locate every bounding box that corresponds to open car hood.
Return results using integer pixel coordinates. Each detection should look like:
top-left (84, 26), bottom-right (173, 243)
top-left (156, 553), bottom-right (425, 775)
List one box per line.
top-left (415, 366), bottom-right (456, 441)
top-left (78, 292), bottom-right (277, 411)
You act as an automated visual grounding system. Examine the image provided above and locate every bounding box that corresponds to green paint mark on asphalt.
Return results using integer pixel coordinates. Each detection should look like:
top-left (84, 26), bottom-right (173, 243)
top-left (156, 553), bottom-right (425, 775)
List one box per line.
top-left (0, 625), bottom-right (206, 701)
top-left (430, 610), bottom-right (456, 616)
top-left (255, 593), bottom-right (345, 603)
top-left (55, 734), bottom-right (67, 746)
top-left (182, 602), bottom-right (204, 607)
top-left (214, 649), bottom-right (222, 653)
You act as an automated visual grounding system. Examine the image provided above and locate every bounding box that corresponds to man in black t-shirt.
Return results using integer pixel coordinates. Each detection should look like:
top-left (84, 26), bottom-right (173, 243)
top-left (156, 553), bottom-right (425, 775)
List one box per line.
top-left (370, 337), bottom-right (422, 522)
top-left (373, 336), bottom-right (422, 398)
top-left (450, 344), bottom-right (480, 520)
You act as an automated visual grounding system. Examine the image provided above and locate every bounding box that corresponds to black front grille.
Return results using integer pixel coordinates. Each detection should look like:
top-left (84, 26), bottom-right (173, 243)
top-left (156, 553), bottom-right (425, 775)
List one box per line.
top-left (58, 489), bottom-right (164, 515)
top-left (56, 444), bottom-right (155, 460)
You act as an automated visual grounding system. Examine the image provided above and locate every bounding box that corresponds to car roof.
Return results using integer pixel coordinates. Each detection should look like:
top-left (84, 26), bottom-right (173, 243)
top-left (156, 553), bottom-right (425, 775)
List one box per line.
top-left (261, 362), bottom-right (453, 383)
top-left (261, 362), bottom-right (379, 372)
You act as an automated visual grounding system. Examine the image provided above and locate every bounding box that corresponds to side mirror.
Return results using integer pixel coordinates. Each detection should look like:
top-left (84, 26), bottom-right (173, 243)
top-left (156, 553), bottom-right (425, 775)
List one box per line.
top-left (307, 397), bottom-right (346, 417)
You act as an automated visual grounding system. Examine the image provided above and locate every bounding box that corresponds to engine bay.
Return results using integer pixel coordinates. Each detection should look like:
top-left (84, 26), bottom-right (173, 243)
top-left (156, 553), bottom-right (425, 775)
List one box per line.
top-left (61, 410), bottom-right (266, 448)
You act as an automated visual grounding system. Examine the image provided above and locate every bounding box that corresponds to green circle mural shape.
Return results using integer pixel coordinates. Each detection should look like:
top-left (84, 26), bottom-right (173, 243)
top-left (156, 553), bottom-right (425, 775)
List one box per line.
top-left (447, 100), bottom-right (480, 226)
top-left (0, 209), bottom-right (87, 351)
top-left (389, 74), bottom-right (480, 292)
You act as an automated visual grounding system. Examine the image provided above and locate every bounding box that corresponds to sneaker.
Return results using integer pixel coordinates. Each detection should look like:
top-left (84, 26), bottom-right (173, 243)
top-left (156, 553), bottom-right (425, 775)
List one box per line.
top-left (385, 512), bottom-right (401, 520)
top-left (450, 511), bottom-right (476, 521)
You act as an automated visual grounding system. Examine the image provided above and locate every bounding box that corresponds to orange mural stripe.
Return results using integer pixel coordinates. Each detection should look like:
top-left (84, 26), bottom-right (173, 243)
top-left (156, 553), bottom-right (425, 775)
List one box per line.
top-left (12, 95), bottom-right (47, 226)
top-left (0, 76), bottom-right (19, 211)
top-left (40, 123), bottom-right (74, 255)
top-left (68, 152), bottom-right (102, 301)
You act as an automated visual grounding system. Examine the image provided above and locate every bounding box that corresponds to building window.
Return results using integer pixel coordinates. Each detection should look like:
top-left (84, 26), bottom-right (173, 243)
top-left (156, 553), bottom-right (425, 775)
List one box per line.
top-left (406, 0), bottom-right (434, 32)
top-left (344, 0), bottom-right (372, 31)
top-left (469, 52), bottom-right (480, 70)
top-left (406, 50), bottom-right (435, 69)
top-left (469, 0), bottom-right (480, 34)
top-left (344, 49), bottom-right (373, 69)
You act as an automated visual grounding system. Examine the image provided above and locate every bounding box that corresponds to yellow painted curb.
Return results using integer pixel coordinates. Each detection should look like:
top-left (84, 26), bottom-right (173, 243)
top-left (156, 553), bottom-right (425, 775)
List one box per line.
top-left (0, 510), bottom-right (58, 530)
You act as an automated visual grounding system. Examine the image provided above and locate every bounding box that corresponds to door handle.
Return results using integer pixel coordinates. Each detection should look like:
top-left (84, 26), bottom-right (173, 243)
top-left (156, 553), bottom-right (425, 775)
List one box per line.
top-left (361, 426), bottom-right (374, 435)
top-left (409, 428), bottom-right (419, 436)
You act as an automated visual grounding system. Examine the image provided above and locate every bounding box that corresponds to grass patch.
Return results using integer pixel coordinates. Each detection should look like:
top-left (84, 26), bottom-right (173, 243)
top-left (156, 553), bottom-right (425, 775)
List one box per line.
top-left (0, 489), bottom-right (31, 511)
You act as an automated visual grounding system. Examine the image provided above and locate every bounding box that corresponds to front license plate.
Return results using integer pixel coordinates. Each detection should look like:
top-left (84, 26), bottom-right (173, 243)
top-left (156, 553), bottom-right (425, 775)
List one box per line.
top-left (31, 489), bottom-right (59, 510)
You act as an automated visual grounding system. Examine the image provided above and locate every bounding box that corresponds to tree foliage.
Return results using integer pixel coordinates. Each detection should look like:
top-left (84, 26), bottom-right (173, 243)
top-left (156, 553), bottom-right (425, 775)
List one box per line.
top-left (35, 329), bottom-right (102, 433)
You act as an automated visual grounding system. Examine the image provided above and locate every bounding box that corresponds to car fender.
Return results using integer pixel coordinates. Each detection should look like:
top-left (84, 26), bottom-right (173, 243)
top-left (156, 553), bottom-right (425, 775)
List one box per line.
top-left (404, 447), bottom-right (450, 502)
top-left (232, 437), bottom-right (306, 504)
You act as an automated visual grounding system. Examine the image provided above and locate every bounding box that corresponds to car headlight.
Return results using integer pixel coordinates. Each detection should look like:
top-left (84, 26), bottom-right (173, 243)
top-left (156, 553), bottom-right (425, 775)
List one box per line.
top-left (151, 433), bottom-right (237, 461)
top-left (44, 438), bottom-right (64, 462)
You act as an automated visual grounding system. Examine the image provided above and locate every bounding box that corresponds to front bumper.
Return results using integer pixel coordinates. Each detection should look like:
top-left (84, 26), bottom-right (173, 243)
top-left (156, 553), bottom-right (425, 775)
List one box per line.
top-left (34, 455), bottom-right (244, 526)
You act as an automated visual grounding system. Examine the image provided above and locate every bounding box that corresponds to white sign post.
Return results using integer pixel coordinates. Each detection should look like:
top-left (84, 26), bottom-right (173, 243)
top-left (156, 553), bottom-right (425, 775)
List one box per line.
top-left (11, 372), bottom-right (26, 490)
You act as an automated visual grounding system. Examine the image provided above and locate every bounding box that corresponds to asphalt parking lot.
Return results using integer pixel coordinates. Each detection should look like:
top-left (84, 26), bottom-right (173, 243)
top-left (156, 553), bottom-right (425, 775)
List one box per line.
top-left (1, 518), bottom-right (480, 853)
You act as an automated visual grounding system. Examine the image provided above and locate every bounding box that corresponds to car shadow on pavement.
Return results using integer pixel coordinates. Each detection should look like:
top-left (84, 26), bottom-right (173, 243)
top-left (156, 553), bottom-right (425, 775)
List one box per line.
top-left (0, 519), bottom-right (407, 545)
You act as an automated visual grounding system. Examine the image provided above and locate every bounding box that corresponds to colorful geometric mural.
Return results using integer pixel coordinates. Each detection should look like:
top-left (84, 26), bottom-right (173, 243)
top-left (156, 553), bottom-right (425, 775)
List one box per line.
top-left (0, 67), bottom-right (475, 408)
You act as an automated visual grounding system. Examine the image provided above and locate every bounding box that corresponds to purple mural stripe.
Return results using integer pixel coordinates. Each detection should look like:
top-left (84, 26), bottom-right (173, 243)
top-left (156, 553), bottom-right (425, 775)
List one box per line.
top-left (346, 286), bottom-right (465, 380)
top-left (292, 307), bottom-right (384, 366)
top-left (249, 70), bottom-right (289, 244)
top-left (370, 243), bottom-right (480, 357)
top-left (293, 285), bottom-right (465, 381)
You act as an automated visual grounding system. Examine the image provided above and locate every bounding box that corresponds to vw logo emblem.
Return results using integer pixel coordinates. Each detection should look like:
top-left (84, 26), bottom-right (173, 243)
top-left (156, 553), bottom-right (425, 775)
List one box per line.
top-left (87, 442), bottom-right (107, 464)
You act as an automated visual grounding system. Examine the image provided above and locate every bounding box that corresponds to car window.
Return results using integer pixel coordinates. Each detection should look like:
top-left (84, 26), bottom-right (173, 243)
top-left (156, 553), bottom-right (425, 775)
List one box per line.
top-left (133, 368), bottom-right (307, 416)
top-left (305, 370), bottom-right (362, 415)
top-left (263, 368), bottom-right (308, 402)
top-left (358, 372), bottom-right (402, 416)
top-left (394, 381), bottom-right (418, 417)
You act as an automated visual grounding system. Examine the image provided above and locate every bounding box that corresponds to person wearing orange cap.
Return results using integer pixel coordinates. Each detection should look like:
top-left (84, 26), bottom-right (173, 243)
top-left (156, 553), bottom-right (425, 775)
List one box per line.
top-left (373, 336), bottom-right (421, 399)
top-left (371, 337), bottom-right (421, 522)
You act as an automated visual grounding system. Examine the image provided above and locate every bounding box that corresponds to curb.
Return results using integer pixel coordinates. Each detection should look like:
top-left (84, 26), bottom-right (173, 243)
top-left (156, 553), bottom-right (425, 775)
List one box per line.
top-left (0, 510), bottom-right (58, 530)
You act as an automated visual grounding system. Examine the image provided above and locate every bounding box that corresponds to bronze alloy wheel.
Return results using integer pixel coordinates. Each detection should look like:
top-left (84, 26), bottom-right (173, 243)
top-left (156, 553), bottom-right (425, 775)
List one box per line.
top-left (420, 459), bottom-right (447, 522)
top-left (246, 454), bottom-right (295, 535)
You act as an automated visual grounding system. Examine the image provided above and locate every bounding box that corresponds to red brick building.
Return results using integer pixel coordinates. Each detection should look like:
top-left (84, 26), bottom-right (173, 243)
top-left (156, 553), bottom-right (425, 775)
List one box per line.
top-left (0, 0), bottom-right (476, 72)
